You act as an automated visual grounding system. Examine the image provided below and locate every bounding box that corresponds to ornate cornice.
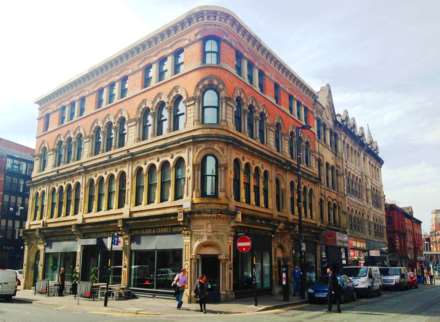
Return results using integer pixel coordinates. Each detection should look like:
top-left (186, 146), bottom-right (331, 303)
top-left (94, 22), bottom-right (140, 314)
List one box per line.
top-left (35, 6), bottom-right (316, 107)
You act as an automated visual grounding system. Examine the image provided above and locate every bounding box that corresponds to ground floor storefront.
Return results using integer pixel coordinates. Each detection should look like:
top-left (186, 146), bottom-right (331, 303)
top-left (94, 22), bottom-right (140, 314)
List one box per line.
top-left (23, 213), bottom-right (324, 302)
top-left (320, 230), bottom-right (348, 273)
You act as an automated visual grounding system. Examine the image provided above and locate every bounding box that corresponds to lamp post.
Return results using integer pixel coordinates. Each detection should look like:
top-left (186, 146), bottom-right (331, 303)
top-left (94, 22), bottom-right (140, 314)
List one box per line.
top-left (295, 124), bottom-right (310, 299)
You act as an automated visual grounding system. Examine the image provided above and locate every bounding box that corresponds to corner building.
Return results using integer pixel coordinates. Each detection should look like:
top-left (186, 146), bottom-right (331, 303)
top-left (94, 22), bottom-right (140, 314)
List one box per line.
top-left (24, 6), bottom-right (335, 301)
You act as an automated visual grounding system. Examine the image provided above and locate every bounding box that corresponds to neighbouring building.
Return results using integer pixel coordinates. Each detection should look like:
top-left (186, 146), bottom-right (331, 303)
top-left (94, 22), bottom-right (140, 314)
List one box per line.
top-left (336, 111), bottom-right (387, 265)
top-left (385, 203), bottom-right (423, 268)
top-left (425, 209), bottom-right (440, 266)
top-left (0, 138), bottom-right (34, 269)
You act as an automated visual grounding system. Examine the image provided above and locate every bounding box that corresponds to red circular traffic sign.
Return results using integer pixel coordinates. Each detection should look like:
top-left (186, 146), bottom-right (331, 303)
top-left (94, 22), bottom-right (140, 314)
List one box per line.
top-left (237, 235), bottom-right (252, 253)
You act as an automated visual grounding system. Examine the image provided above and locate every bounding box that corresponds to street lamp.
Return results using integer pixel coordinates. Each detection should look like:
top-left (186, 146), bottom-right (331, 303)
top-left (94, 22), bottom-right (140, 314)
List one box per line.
top-left (295, 124), bottom-right (311, 299)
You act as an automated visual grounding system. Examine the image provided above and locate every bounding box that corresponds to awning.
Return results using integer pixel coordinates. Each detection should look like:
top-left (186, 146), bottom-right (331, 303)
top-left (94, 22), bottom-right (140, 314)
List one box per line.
top-left (45, 240), bottom-right (77, 253)
top-left (131, 234), bottom-right (183, 250)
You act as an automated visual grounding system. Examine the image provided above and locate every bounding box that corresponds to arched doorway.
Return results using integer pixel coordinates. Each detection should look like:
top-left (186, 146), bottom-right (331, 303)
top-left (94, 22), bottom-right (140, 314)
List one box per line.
top-left (195, 241), bottom-right (222, 302)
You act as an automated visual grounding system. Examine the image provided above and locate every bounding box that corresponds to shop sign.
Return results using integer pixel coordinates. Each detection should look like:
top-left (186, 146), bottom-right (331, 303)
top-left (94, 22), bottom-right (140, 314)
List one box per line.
top-left (237, 235), bottom-right (252, 253)
top-left (323, 231), bottom-right (348, 247)
top-left (369, 249), bottom-right (380, 256)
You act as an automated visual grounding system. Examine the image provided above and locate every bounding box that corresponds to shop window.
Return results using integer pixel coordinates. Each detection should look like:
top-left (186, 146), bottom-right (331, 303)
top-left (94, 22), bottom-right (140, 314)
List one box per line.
top-left (202, 89), bottom-right (219, 124)
top-left (233, 159), bottom-right (241, 202)
top-left (118, 172), bottom-right (126, 208)
top-left (147, 166), bottom-right (157, 204)
top-left (160, 162), bottom-right (171, 202)
top-left (174, 159), bottom-right (185, 200)
top-left (107, 175), bottom-right (115, 210)
top-left (244, 163), bottom-right (251, 204)
top-left (172, 96), bottom-right (185, 131)
top-left (135, 168), bottom-right (144, 206)
top-left (156, 102), bottom-right (168, 136)
top-left (141, 108), bottom-right (153, 140)
top-left (201, 155), bottom-right (218, 197)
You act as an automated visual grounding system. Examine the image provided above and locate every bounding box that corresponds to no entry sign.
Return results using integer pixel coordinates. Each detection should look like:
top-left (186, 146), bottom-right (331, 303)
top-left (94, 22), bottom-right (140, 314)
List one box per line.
top-left (237, 235), bottom-right (252, 253)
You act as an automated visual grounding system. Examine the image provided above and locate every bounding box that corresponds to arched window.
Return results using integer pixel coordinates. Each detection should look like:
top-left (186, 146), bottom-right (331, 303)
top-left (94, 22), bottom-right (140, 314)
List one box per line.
top-left (244, 163), bottom-right (251, 204)
top-left (316, 118), bottom-right (322, 140)
top-left (333, 204), bottom-right (338, 226)
top-left (309, 189), bottom-right (314, 219)
top-left (328, 201), bottom-right (333, 224)
top-left (65, 137), bottom-right (73, 164)
top-left (275, 123), bottom-right (282, 152)
top-left (93, 127), bottom-right (102, 155)
top-left (156, 102), bottom-right (168, 136)
top-left (254, 168), bottom-right (260, 207)
top-left (201, 155), bottom-right (218, 197)
top-left (202, 89), bottom-right (219, 124)
top-left (305, 141), bottom-right (311, 166)
top-left (50, 188), bottom-right (56, 218)
top-left (147, 166), bottom-right (157, 204)
top-left (118, 172), bottom-right (126, 208)
top-left (73, 183), bottom-right (80, 215)
top-left (40, 147), bottom-right (47, 172)
top-left (263, 171), bottom-right (269, 208)
top-left (65, 185), bottom-right (72, 216)
top-left (107, 175), bottom-right (115, 210)
top-left (288, 131), bottom-right (295, 159)
top-left (234, 98), bottom-right (242, 132)
top-left (97, 177), bottom-right (104, 211)
top-left (247, 106), bottom-right (255, 139)
top-left (303, 187), bottom-right (308, 218)
top-left (160, 162), bottom-right (171, 202)
top-left (105, 122), bottom-right (113, 152)
top-left (40, 191), bottom-right (46, 219)
top-left (55, 141), bottom-right (63, 167)
top-left (57, 186), bottom-right (64, 217)
top-left (290, 181), bottom-right (295, 215)
top-left (172, 96), bottom-right (185, 131)
top-left (258, 112), bottom-right (266, 144)
top-left (141, 108), bottom-right (153, 140)
top-left (203, 37), bottom-right (220, 64)
top-left (317, 159), bottom-right (322, 181)
top-left (87, 180), bottom-right (95, 213)
top-left (135, 168), bottom-right (144, 206)
top-left (275, 178), bottom-right (282, 212)
top-left (33, 192), bottom-right (39, 221)
top-left (117, 117), bottom-right (126, 148)
top-left (233, 159), bottom-right (241, 202)
top-left (174, 159), bottom-right (185, 200)
top-left (319, 199), bottom-right (324, 223)
top-left (75, 134), bottom-right (83, 161)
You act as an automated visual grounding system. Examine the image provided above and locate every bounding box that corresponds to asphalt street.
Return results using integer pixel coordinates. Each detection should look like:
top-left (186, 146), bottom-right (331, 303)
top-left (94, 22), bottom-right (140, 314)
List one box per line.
top-left (0, 285), bottom-right (439, 322)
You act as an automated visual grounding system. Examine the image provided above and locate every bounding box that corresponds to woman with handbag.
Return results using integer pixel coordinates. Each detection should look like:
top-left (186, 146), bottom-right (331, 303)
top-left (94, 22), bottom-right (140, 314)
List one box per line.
top-left (172, 268), bottom-right (187, 309)
top-left (194, 274), bottom-right (208, 313)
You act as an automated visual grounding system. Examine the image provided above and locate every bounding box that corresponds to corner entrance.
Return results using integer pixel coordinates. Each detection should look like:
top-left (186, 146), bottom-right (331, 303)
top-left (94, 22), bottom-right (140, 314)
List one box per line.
top-left (200, 255), bottom-right (220, 302)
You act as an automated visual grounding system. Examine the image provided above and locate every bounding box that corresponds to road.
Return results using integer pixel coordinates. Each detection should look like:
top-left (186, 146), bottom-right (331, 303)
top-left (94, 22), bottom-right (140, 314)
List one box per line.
top-left (0, 285), bottom-right (439, 322)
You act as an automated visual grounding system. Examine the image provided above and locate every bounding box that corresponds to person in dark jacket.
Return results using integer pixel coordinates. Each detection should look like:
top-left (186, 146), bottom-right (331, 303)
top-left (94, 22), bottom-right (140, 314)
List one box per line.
top-left (327, 266), bottom-right (341, 313)
top-left (58, 267), bottom-right (65, 296)
top-left (194, 274), bottom-right (208, 313)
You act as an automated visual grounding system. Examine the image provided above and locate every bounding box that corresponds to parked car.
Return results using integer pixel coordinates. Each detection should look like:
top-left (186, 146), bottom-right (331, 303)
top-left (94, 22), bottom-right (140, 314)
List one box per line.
top-left (342, 266), bottom-right (382, 297)
top-left (307, 274), bottom-right (357, 303)
top-left (0, 269), bottom-right (18, 301)
top-left (407, 271), bottom-right (418, 289)
top-left (380, 267), bottom-right (408, 290)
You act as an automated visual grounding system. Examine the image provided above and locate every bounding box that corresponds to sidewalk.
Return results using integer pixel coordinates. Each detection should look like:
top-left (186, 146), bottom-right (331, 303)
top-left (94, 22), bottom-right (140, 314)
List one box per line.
top-left (16, 290), bottom-right (306, 316)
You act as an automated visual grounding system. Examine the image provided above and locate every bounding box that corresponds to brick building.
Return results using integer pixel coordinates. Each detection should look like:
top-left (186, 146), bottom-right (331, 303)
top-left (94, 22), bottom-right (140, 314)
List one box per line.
top-left (385, 203), bottom-right (423, 268)
top-left (0, 138), bottom-right (34, 269)
top-left (22, 6), bottom-right (385, 300)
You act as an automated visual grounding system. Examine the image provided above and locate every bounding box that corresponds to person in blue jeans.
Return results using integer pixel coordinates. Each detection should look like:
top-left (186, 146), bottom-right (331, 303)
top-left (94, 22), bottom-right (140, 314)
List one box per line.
top-left (292, 266), bottom-right (302, 296)
top-left (172, 268), bottom-right (188, 309)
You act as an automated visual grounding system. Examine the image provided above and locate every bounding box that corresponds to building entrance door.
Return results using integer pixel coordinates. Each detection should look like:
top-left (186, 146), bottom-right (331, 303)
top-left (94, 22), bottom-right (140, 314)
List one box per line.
top-left (200, 255), bottom-right (220, 302)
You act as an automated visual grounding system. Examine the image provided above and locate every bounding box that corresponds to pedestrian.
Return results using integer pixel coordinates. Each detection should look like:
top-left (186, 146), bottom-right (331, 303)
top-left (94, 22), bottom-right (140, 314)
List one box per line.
top-left (292, 266), bottom-right (301, 296)
top-left (327, 266), bottom-right (341, 313)
top-left (194, 274), bottom-right (208, 313)
top-left (421, 266), bottom-right (425, 284)
top-left (172, 268), bottom-right (188, 309)
top-left (429, 269), bottom-right (435, 285)
top-left (425, 269), bottom-right (431, 285)
top-left (58, 267), bottom-right (65, 297)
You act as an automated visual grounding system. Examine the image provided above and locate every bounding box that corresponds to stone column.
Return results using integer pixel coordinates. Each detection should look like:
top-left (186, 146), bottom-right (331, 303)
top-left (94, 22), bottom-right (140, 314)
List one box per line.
top-left (121, 233), bottom-right (131, 288)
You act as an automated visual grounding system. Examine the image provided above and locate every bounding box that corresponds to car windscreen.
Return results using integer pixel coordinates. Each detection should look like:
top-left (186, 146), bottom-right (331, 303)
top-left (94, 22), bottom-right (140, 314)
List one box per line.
top-left (380, 267), bottom-right (401, 276)
top-left (342, 267), bottom-right (368, 277)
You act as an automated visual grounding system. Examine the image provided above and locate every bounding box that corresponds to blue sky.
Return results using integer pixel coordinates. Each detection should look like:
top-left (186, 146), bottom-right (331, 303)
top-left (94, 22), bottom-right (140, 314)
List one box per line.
top-left (1, 0), bottom-right (439, 231)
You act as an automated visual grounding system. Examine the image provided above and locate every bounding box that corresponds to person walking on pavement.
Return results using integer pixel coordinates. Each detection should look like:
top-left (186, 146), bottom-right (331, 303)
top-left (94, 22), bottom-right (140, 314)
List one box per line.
top-left (58, 267), bottom-right (65, 296)
top-left (194, 274), bottom-right (208, 313)
top-left (327, 266), bottom-right (341, 313)
top-left (172, 268), bottom-right (188, 309)
top-left (292, 266), bottom-right (302, 296)
top-left (429, 268), bottom-right (435, 285)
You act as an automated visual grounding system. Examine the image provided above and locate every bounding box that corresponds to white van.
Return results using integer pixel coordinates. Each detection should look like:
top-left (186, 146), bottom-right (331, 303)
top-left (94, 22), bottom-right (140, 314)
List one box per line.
top-left (342, 266), bottom-right (382, 297)
top-left (0, 269), bottom-right (18, 301)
